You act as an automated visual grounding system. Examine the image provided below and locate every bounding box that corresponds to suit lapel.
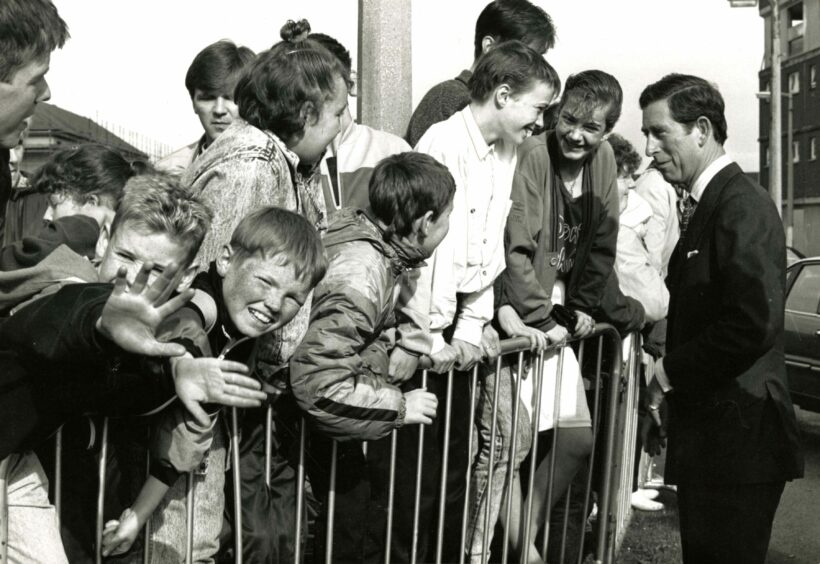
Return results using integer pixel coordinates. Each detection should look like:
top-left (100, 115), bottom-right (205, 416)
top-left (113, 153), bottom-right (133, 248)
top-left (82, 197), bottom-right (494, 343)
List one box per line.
top-left (667, 162), bottom-right (743, 287)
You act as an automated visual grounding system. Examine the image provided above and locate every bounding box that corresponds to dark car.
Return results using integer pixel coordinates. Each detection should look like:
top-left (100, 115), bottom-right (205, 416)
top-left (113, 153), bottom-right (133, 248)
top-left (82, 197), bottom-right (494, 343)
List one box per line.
top-left (785, 257), bottom-right (820, 412)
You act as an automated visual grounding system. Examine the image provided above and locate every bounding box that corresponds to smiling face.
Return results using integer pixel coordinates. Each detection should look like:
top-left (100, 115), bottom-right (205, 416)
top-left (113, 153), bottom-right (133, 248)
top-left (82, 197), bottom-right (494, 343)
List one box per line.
top-left (288, 75), bottom-right (349, 165)
top-left (217, 248), bottom-right (313, 338)
top-left (192, 88), bottom-right (239, 144)
top-left (641, 98), bottom-right (702, 187)
top-left (498, 80), bottom-right (555, 146)
top-left (555, 97), bottom-right (611, 163)
top-left (0, 55), bottom-right (51, 148)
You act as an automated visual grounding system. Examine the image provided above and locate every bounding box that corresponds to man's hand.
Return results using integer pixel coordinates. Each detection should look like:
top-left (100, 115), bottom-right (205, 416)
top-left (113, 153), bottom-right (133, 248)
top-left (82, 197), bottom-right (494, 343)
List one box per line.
top-left (452, 338), bottom-right (482, 371)
top-left (389, 347), bottom-right (420, 383)
top-left (572, 310), bottom-right (595, 338)
top-left (497, 304), bottom-right (548, 351)
top-left (172, 357), bottom-right (267, 426)
top-left (645, 377), bottom-right (665, 428)
top-left (430, 343), bottom-right (459, 374)
top-left (480, 324), bottom-right (501, 363)
top-left (403, 388), bottom-right (438, 425)
top-left (96, 263), bottom-right (193, 357)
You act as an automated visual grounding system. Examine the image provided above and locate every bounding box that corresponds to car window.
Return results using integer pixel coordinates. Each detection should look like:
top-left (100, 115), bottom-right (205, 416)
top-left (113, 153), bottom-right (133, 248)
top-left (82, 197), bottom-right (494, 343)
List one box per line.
top-left (786, 264), bottom-right (820, 315)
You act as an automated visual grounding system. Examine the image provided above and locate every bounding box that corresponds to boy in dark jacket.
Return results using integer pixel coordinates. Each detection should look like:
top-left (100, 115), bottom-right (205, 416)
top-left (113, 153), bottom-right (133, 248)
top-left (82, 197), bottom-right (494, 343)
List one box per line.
top-left (290, 152), bottom-right (454, 563)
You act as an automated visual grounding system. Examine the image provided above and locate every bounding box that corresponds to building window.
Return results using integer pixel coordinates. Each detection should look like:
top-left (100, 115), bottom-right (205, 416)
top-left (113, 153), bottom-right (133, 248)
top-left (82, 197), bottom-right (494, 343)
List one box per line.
top-left (787, 2), bottom-right (804, 28)
top-left (789, 71), bottom-right (800, 93)
top-left (793, 140), bottom-right (800, 163)
top-left (811, 138), bottom-right (817, 161)
top-left (811, 65), bottom-right (817, 89)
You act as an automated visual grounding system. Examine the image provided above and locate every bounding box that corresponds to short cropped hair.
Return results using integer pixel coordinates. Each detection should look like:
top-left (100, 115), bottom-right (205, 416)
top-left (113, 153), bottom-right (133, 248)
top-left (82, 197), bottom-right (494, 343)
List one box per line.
top-left (110, 174), bottom-right (212, 264)
top-left (469, 40), bottom-right (560, 104)
top-left (185, 40), bottom-right (255, 99)
top-left (607, 133), bottom-right (642, 177)
top-left (236, 19), bottom-right (350, 141)
top-left (229, 207), bottom-right (327, 288)
top-left (561, 70), bottom-right (623, 132)
top-left (639, 73), bottom-right (728, 145)
top-left (33, 144), bottom-right (147, 208)
top-left (0, 0), bottom-right (69, 82)
top-left (369, 152), bottom-right (456, 242)
top-left (474, 0), bottom-right (556, 59)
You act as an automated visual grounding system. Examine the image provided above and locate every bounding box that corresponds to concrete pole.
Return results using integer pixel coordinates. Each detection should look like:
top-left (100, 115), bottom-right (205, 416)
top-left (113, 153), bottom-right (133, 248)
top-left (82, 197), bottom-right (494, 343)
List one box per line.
top-left (786, 92), bottom-right (794, 246)
top-left (770, 0), bottom-right (783, 217)
top-left (357, 0), bottom-right (412, 137)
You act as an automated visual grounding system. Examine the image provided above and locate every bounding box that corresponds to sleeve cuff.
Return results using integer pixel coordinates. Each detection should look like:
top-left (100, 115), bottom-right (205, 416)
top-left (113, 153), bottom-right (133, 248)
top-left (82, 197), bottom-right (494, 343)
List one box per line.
top-left (452, 318), bottom-right (483, 348)
top-left (654, 357), bottom-right (673, 393)
top-left (430, 331), bottom-right (446, 354)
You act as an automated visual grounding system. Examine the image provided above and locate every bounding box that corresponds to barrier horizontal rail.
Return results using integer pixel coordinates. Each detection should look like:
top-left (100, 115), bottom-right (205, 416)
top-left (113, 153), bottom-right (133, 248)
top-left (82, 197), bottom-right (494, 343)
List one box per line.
top-left (2, 324), bottom-right (638, 564)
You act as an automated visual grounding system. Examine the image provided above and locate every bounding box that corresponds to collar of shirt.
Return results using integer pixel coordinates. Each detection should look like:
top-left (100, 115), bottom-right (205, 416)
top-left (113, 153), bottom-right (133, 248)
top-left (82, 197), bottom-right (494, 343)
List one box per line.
top-left (689, 154), bottom-right (733, 202)
top-left (460, 106), bottom-right (495, 161)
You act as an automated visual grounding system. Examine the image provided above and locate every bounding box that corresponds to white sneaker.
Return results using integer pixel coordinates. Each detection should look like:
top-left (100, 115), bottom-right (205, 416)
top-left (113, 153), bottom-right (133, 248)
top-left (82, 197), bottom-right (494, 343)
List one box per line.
top-left (631, 492), bottom-right (664, 511)
top-left (634, 488), bottom-right (660, 500)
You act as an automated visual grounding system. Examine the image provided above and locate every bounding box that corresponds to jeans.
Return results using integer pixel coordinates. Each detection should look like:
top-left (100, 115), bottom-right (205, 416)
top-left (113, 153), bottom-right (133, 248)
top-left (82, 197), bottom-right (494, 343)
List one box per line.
top-left (3, 452), bottom-right (68, 564)
top-left (468, 362), bottom-right (532, 563)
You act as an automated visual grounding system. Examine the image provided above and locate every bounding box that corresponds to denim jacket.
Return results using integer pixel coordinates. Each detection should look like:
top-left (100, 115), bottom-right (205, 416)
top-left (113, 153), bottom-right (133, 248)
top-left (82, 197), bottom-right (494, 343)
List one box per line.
top-left (183, 118), bottom-right (328, 374)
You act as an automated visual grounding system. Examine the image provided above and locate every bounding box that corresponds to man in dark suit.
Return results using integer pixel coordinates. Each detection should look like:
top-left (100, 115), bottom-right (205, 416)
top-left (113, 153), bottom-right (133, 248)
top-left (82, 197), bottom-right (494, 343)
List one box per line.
top-left (639, 73), bottom-right (803, 564)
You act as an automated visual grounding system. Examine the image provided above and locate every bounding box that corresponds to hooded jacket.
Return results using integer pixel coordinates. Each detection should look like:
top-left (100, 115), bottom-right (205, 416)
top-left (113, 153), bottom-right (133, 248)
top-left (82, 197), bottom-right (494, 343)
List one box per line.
top-left (290, 209), bottom-right (426, 441)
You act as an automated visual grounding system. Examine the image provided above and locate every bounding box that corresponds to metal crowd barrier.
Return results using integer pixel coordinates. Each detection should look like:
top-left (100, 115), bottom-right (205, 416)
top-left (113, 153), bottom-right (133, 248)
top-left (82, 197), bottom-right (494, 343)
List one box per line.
top-left (11, 323), bottom-right (645, 563)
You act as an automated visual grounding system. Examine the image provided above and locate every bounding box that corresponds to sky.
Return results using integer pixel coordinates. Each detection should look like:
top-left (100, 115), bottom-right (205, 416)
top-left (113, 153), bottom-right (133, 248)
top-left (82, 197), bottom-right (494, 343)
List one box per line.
top-left (49, 0), bottom-right (764, 170)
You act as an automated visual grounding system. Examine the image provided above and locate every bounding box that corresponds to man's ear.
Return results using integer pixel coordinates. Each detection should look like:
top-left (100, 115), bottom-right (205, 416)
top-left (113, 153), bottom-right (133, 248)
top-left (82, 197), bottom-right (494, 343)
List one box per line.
top-left (299, 100), bottom-right (318, 126)
top-left (95, 223), bottom-right (110, 261)
top-left (480, 35), bottom-right (496, 55)
top-left (216, 244), bottom-right (234, 277)
top-left (694, 116), bottom-right (712, 146)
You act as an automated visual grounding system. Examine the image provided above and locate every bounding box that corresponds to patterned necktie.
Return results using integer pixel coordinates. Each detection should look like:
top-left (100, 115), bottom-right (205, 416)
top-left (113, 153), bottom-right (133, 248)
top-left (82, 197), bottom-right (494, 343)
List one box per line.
top-left (679, 195), bottom-right (697, 238)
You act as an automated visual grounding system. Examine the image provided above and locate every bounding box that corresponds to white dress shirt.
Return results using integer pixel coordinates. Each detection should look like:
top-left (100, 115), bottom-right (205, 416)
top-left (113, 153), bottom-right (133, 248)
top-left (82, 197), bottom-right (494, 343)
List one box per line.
top-left (412, 106), bottom-right (516, 353)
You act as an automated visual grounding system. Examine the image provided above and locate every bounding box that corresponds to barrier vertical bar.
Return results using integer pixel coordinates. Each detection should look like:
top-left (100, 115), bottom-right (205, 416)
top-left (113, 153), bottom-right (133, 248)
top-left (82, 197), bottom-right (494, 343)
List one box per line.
top-left (185, 472), bottom-right (195, 564)
top-left (325, 441), bottom-right (338, 564)
top-left (384, 430), bottom-right (398, 564)
top-left (501, 352), bottom-right (525, 564)
top-left (0, 457), bottom-right (9, 564)
top-left (265, 405), bottom-right (273, 487)
top-left (594, 329), bottom-right (622, 564)
top-left (459, 365), bottom-right (479, 564)
top-left (230, 407), bottom-right (243, 564)
top-left (95, 418), bottom-right (110, 564)
top-left (481, 357), bottom-right (505, 564)
top-left (294, 419), bottom-right (307, 564)
top-left (409, 369), bottom-right (428, 564)
top-left (521, 349), bottom-right (546, 562)
top-left (143, 455), bottom-right (150, 564)
top-left (577, 338), bottom-right (601, 564)
top-left (54, 429), bottom-right (63, 524)
top-left (539, 346), bottom-right (566, 558)
top-left (434, 369), bottom-right (454, 564)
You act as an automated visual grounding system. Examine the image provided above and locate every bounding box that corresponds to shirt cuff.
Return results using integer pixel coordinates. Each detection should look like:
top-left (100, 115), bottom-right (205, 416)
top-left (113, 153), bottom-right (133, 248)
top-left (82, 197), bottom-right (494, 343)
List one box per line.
top-left (654, 357), bottom-right (674, 393)
top-left (452, 318), bottom-right (483, 349)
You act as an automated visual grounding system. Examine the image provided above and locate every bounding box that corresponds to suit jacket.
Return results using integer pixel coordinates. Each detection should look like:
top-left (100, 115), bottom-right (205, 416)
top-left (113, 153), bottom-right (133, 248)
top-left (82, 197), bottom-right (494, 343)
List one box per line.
top-left (663, 161), bottom-right (803, 485)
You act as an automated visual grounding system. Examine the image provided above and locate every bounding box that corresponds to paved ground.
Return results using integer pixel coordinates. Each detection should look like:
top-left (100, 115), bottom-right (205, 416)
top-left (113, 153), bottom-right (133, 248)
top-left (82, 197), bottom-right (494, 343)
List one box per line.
top-left (618, 406), bottom-right (820, 564)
